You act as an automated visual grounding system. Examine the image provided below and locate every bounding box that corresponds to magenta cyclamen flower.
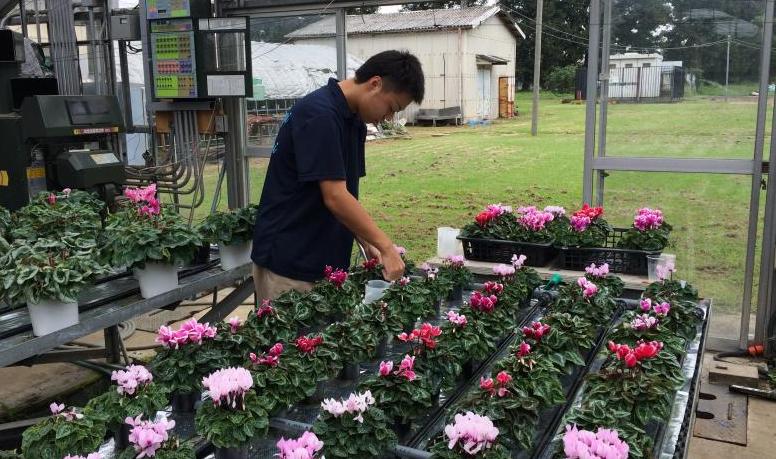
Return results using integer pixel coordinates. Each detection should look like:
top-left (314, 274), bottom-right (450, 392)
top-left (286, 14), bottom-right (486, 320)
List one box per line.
top-left (257, 299), bottom-right (274, 318)
top-left (202, 367), bottom-right (253, 409)
top-left (277, 431), bottom-right (325, 459)
top-left (576, 277), bottom-right (598, 298)
top-left (320, 391), bottom-right (375, 423)
top-left (444, 411), bottom-right (500, 455)
top-left (518, 208), bottom-right (555, 231)
top-left (570, 215), bottom-right (592, 232)
top-left (511, 253), bottom-right (527, 269)
top-left (522, 322), bottom-right (551, 341)
top-left (653, 301), bottom-right (671, 316)
top-left (516, 341), bottom-right (531, 358)
top-left (563, 424), bottom-right (629, 459)
top-left (584, 263), bottom-right (609, 278)
top-left (379, 360), bottom-right (394, 376)
top-left (388, 354), bottom-right (416, 381)
top-left (446, 310), bottom-right (468, 327)
top-left (470, 291), bottom-right (498, 313)
top-left (633, 207), bottom-right (664, 231)
top-left (111, 365), bottom-right (153, 396)
top-left (126, 414), bottom-right (175, 459)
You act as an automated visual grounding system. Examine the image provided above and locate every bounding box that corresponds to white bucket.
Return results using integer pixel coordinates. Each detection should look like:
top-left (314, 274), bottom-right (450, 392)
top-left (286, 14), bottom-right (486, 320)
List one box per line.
top-left (134, 262), bottom-right (179, 298)
top-left (218, 240), bottom-right (253, 271)
top-left (437, 227), bottom-right (463, 258)
top-left (27, 298), bottom-right (79, 336)
top-left (365, 280), bottom-right (391, 304)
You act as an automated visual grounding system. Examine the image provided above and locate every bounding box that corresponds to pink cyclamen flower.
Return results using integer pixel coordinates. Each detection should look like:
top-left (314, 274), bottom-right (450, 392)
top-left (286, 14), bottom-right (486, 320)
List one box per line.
top-left (493, 264), bottom-right (515, 278)
top-left (47, 193), bottom-right (57, 205)
top-left (653, 301), bottom-right (671, 316)
top-left (201, 367), bottom-right (253, 409)
top-left (470, 291), bottom-right (498, 313)
top-left (50, 402), bottom-right (64, 415)
top-left (446, 310), bottom-right (468, 327)
top-left (584, 263), bottom-right (609, 278)
top-left (126, 414), bottom-right (175, 459)
top-left (444, 411), bottom-right (500, 455)
top-left (62, 188), bottom-right (72, 195)
top-left (630, 314), bottom-right (659, 331)
top-left (394, 245), bottom-right (406, 256)
top-left (446, 255), bottom-right (466, 268)
top-left (277, 431), bottom-right (325, 459)
top-left (227, 316), bottom-right (242, 334)
top-left (640, 298), bottom-right (652, 312)
top-left (522, 321), bottom-right (551, 341)
top-left (111, 365), bottom-right (153, 396)
top-left (64, 454), bottom-right (102, 459)
top-left (396, 276), bottom-right (411, 286)
top-left (257, 299), bottom-right (274, 318)
top-left (321, 391), bottom-right (375, 424)
top-left (518, 208), bottom-right (555, 231)
top-left (393, 355), bottom-right (416, 381)
top-left (379, 360), bottom-right (394, 376)
top-left (511, 253), bottom-right (527, 269)
top-left (633, 207), bottom-right (664, 231)
top-left (576, 277), bottom-right (598, 298)
top-left (544, 206), bottom-right (566, 217)
top-left (656, 264), bottom-right (672, 281)
top-left (563, 424), bottom-right (629, 459)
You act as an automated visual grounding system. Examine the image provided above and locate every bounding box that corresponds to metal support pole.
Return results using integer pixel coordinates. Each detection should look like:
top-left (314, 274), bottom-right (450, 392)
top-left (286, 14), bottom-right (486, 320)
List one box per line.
top-left (741, 0), bottom-right (774, 348)
top-left (530, 0), bottom-right (543, 136)
top-left (87, 6), bottom-right (100, 93)
top-left (756, 98), bottom-right (776, 350)
top-left (119, 40), bottom-right (133, 132)
top-left (595, 0), bottom-right (612, 206)
top-left (103, 325), bottom-right (122, 364)
top-left (18, 0), bottom-right (27, 38)
top-left (335, 7), bottom-right (347, 81)
top-left (725, 34), bottom-right (731, 102)
top-left (582, 0), bottom-right (601, 204)
top-left (223, 97), bottom-right (250, 209)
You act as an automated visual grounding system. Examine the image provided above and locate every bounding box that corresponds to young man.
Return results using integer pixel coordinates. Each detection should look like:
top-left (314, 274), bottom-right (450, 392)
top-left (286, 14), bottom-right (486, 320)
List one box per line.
top-left (251, 50), bottom-right (425, 300)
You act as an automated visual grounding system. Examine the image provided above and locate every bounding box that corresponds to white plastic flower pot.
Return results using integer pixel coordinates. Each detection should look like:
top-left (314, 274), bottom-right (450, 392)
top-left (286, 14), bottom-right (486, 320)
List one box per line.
top-left (134, 262), bottom-right (179, 298)
top-left (27, 298), bottom-right (79, 336)
top-left (218, 240), bottom-right (252, 271)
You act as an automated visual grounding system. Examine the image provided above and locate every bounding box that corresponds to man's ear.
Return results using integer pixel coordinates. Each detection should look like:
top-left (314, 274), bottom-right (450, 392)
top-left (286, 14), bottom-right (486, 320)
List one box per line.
top-left (368, 76), bottom-right (383, 92)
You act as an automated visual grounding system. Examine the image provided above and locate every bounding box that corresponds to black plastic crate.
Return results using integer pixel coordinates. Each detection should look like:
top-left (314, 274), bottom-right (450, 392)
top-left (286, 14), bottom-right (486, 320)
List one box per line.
top-left (457, 236), bottom-right (556, 267)
top-left (555, 227), bottom-right (661, 275)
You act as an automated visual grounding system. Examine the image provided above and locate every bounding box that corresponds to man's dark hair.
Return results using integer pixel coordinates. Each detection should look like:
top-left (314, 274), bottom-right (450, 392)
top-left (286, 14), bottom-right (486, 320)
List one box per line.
top-left (355, 50), bottom-right (425, 104)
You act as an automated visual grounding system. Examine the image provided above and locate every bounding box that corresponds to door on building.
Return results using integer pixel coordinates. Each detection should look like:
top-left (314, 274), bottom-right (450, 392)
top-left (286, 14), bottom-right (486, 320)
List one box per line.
top-left (477, 66), bottom-right (492, 119)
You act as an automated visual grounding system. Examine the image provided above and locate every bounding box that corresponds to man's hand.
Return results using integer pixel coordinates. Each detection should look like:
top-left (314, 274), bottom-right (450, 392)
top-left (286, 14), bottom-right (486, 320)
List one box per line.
top-left (380, 246), bottom-right (405, 281)
top-left (359, 239), bottom-right (383, 264)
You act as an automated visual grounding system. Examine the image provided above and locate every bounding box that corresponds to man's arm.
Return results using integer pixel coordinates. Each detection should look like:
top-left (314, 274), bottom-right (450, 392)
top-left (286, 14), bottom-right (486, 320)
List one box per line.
top-left (319, 180), bottom-right (404, 280)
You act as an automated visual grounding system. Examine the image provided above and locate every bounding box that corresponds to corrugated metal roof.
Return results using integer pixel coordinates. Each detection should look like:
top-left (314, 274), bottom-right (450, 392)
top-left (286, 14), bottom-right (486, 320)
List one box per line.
top-left (287, 5), bottom-right (523, 39)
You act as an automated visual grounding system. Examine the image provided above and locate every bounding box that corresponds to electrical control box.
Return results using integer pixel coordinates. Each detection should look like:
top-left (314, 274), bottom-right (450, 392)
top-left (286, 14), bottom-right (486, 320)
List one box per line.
top-left (146, 0), bottom-right (252, 100)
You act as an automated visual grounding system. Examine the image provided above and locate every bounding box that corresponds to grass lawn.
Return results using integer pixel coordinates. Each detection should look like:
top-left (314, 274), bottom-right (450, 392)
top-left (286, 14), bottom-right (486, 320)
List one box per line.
top-left (176, 91), bottom-right (772, 330)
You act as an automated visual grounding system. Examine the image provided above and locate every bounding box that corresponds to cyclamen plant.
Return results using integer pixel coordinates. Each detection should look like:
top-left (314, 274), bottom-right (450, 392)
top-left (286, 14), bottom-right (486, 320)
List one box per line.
top-left (276, 431), bottom-right (324, 459)
top-left (242, 298), bottom-right (296, 348)
top-left (21, 403), bottom-right (106, 459)
top-left (115, 415), bottom-right (194, 459)
top-left (313, 391), bottom-right (396, 458)
top-left (562, 424), bottom-right (629, 459)
top-left (85, 365), bottom-right (169, 428)
top-left (618, 207), bottom-right (672, 251)
top-left (361, 354), bottom-right (435, 425)
top-left (195, 367), bottom-right (269, 449)
top-left (10, 189), bottom-right (103, 242)
top-left (607, 340), bottom-right (663, 370)
top-left (554, 204), bottom-right (611, 248)
top-left (479, 371), bottom-right (513, 398)
top-left (197, 204), bottom-right (258, 246)
top-left (460, 204), bottom-right (516, 240)
top-left (440, 254), bottom-right (473, 290)
top-left (396, 322), bottom-right (443, 355)
top-left (430, 412), bottom-right (511, 459)
top-left (584, 263), bottom-right (625, 297)
top-left (150, 319), bottom-right (225, 395)
top-left (513, 206), bottom-right (555, 243)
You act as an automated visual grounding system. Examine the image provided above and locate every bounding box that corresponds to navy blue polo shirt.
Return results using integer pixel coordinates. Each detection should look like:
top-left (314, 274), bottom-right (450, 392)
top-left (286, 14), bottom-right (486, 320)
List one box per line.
top-left (251, 78), bottom-right (367, 282)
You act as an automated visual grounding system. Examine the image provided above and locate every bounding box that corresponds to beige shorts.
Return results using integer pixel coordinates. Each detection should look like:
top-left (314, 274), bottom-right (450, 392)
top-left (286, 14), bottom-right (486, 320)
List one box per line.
top-left (252, 264), bottom-right (314, 302)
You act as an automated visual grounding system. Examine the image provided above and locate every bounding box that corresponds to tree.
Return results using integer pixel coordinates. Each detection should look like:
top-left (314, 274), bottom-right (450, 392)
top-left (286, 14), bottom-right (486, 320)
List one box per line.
top-left (501, 0), bottom-right (589, 89)
top-left (401, 1), bottom-right (485, 11)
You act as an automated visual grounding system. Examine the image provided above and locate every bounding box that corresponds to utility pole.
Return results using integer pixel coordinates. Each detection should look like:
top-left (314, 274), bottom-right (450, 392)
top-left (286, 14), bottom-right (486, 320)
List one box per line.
top-left (531, 0), bottom-right (543, 136)
top-left (725, 33), bottom-right (731, 102)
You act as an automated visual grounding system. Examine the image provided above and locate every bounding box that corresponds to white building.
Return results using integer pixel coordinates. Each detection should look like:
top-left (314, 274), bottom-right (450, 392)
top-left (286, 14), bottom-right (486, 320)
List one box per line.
top-left (286, 5), bottom-right (525, 122)
top-left (608, 52), bottom-right (684, 100)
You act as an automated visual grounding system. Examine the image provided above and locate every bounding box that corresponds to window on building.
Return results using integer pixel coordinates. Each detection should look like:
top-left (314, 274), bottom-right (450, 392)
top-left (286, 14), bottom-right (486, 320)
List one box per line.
top-left (625, 63), bottom-right (633, 68)
top-left (642, 63), bottom-right (651, 68)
